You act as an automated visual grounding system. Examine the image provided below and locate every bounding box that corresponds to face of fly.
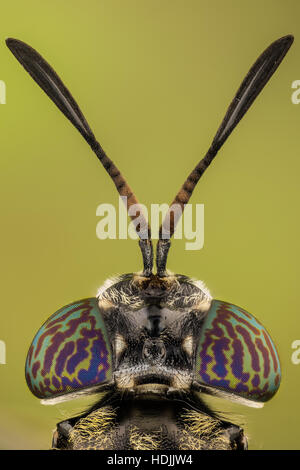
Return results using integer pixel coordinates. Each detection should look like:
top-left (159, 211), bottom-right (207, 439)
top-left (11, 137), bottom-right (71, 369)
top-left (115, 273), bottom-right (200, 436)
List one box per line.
top-left (97, 272), bottom-right (212, 397)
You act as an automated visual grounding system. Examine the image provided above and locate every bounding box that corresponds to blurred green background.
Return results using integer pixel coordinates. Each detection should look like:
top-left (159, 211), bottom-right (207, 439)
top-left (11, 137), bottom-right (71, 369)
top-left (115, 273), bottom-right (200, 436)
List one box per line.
top-left (0, 0), bottom-right (299, 450)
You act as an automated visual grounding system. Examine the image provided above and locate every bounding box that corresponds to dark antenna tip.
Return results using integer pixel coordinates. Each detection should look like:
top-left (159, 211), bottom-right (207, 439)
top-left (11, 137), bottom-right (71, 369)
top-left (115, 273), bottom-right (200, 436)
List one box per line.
top-left (278, 34), bottom-right (294, 43)
top-left (5, 37), bottom-right (15, 45)
top-left (6, 38), bottom-right (31, 53)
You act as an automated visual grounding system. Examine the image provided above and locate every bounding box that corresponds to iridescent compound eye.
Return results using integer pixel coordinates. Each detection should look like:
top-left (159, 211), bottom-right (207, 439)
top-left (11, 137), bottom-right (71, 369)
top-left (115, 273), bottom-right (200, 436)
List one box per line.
top-left (25, 298), bottom-right (112, 401)
top-left (195, 300), bottom-right (281, 406)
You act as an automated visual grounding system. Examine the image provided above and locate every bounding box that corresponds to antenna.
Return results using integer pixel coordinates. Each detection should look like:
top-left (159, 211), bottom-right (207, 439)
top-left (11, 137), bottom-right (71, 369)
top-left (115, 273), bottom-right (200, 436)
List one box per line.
top-left (156, 35), bottom-right (294, 276)
top-left (6, 38), bottom-right (153, 276)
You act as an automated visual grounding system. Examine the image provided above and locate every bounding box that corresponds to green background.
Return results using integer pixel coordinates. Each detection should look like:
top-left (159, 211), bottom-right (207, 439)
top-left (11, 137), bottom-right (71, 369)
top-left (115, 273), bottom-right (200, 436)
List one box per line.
top-left (0, 0), bottom-right (299, 449)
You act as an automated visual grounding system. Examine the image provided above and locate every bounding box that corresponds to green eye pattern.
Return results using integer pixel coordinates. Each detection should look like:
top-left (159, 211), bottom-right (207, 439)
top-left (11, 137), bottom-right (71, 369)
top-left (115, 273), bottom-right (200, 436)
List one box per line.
top-left (196, 300), bottom-right (281, 404)
top-left (25, 298), bottom-right (112, 400)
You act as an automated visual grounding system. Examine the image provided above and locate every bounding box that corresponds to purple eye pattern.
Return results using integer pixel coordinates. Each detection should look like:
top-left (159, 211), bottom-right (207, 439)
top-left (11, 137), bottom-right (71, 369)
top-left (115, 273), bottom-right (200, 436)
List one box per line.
top-left (25, 298), bottom-right (112, 400)
top-left (196, 300), bottom-right (281, 405)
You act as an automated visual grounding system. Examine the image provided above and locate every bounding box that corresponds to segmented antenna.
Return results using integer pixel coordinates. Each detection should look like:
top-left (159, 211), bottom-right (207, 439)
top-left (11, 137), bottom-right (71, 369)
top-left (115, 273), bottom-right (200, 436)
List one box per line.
top-left (156, 35), bottom-right (294, 276)
top-left (6, 38), bottom-right (153, 276)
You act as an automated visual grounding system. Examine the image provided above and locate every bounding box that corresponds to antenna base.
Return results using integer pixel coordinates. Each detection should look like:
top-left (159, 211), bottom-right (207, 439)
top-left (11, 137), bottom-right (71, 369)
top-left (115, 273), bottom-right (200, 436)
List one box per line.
top-left (139, 239), bottom-right (153, 277)
top-left (156, 239), bottom-right (171, 277)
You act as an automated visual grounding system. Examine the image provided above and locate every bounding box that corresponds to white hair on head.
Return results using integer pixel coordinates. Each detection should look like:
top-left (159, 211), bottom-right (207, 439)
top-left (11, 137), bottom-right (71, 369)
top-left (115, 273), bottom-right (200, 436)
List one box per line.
top-left (191, 278), bottom-right (212, 300)
top-left (96, 275), bottom-right (122, 299)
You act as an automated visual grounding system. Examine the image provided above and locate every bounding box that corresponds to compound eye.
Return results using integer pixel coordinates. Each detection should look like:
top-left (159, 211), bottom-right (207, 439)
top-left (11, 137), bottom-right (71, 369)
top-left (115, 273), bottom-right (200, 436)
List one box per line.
top-left (195, 300), bottom-right (281, 406)
top-left (25, 298), bottom-right (112, 402)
